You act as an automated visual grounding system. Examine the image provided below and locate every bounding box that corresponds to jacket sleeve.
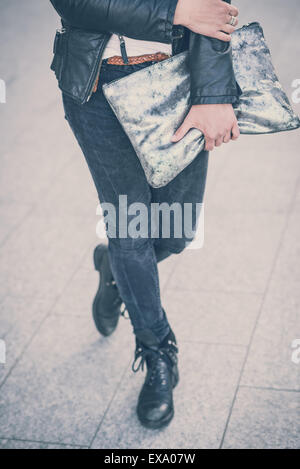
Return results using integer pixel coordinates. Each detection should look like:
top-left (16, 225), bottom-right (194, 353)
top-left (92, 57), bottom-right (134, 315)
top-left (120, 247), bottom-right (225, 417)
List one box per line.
top-left (188, 0), bottom-right (242, 105)
top-left (49, 0), bottom-right (180, 43)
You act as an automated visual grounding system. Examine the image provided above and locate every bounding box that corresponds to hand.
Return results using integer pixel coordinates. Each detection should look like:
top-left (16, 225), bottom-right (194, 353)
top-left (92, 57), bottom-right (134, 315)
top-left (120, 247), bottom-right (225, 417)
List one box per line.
top-left (174, 0), bottom-right (239, 42)
top-left (171, 104), bottom-right (240, 151)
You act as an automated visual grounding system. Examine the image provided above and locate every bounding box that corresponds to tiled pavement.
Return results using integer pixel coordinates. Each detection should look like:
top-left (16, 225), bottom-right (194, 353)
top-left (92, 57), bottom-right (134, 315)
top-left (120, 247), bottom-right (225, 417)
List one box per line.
top-left (0, 0), bottom-right (299, 449)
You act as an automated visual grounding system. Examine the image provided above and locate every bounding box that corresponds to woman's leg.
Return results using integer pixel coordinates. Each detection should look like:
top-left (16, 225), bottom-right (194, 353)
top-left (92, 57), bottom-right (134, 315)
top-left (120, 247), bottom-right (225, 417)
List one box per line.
top-left (62, 61), bottom-right (171, 343)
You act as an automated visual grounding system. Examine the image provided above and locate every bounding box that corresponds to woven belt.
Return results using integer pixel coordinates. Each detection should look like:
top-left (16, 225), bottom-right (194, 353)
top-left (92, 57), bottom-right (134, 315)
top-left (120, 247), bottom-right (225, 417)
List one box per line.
top-left (106, 51), bottom-right (171, 65)
top-left (92, 52), bottom-right (171, 93)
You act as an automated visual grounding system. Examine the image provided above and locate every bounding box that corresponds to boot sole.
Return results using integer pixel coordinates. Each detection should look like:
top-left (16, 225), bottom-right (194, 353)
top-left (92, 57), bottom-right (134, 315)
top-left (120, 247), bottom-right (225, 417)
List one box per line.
top-left (138, 408), bottom-right (174, 430)
top-left (93, 245), bottom-right (120, 337)
top-left (137, 369), bottom-right (179, 430)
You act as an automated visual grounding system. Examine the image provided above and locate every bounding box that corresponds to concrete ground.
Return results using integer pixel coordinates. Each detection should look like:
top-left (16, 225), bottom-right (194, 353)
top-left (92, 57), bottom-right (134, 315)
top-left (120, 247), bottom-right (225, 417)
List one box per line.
top-left (0, 0), bottom-right (299, 449)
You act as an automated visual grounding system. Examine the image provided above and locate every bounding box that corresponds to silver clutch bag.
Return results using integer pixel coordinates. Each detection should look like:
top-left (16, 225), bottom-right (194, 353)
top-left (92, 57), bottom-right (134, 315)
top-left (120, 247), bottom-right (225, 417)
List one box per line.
top-left (102, 22), bottom-right (300, 188)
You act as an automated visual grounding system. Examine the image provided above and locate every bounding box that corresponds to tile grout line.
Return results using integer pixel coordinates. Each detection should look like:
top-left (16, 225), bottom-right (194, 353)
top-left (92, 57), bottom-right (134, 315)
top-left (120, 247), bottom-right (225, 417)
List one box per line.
top-left (88, 358), bottom-right (132, 449)
top-left (0, 204), bottom-right (35, 251)
top-left (0, 437), bottom-right (88, 449)
top-left (178, 340), bottom-right (247, 348)
top-left (164, 287), bottom-right (263, 295)
top-left (240, 384), bottom-right (300, 394)
top-left (219, 176), bottom-right (300, 449)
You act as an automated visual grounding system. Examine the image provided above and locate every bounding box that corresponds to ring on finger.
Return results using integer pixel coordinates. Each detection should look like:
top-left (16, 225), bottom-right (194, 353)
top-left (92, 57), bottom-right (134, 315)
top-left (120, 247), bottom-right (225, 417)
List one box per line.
top-left (229, 15), bottom-right (237, 26)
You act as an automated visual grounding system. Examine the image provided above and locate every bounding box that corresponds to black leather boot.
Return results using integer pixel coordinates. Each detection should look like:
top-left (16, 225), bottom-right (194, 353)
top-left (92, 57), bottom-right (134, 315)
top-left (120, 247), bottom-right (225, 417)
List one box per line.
top-left (93, 244), bottom-right (126, 336)
top-left (132, 328), bottom-right (179, 429)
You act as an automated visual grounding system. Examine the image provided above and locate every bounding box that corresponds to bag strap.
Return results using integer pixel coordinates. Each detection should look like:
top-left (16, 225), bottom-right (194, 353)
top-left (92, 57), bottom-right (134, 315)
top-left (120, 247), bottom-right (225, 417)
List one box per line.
top-left (118, 34), bottom-right (129, 64)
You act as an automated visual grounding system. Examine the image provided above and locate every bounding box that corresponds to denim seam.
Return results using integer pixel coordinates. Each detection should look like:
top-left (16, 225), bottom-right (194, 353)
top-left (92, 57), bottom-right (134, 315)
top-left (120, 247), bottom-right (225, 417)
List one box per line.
top-left (148, 242), bottom-right (163, 318)
top-left (118, 252), bottom-right (147, 330)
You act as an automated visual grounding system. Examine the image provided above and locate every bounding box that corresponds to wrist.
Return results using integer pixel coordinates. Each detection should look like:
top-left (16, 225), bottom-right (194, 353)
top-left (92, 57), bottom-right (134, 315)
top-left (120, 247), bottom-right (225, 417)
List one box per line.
top-left (173, 0), bottom-right (189, 27)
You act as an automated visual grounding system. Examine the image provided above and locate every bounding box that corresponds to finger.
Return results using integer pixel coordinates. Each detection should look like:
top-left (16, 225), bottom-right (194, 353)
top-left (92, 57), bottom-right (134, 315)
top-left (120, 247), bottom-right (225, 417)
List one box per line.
top-left (223, 130), bottom-right (231, 143)
top-left (231, 123), bottom-right (240, 140)
top-left (225, 3), bottom-right (239, 17)
top-left (215, 136), bottom-right (223, 147)
top-left (171, 122), bottom-right (191, 142)
top-left (213, 31), bottom-right (231, 42)
top-left (221, 24), bottom-right (235, 34)
top-left (205, 136), bottom-right (215, 151)
top-left (226, 14), bottom-right (238, 27)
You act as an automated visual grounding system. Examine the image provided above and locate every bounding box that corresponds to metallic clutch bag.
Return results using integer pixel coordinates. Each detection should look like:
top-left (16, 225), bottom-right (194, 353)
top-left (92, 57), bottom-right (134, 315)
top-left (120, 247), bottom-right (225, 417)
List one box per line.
top-left (102, 22), bottom-right (300, 188)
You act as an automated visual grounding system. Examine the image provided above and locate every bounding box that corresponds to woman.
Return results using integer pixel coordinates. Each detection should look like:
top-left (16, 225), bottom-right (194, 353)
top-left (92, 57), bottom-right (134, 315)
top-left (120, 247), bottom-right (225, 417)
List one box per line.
top-left (49, 0), bottom-right (241, 429)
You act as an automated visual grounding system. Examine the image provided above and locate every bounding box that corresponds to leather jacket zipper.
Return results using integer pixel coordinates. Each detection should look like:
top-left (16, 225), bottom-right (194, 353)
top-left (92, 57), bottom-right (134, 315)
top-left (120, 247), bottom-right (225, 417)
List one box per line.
top-left (87, 34), bottom-right (111, 102)
top-left (118, 35), bottom-right (129, 64)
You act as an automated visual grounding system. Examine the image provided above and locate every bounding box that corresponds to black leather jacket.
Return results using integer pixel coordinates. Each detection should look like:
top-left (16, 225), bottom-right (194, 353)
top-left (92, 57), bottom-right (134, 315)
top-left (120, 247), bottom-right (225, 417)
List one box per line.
top-left (50, 0), bottom-right (241, 106)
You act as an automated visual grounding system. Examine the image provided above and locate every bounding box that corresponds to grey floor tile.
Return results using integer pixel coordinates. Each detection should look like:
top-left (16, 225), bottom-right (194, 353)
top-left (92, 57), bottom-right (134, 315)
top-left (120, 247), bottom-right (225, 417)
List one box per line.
top-left (0, 212), bottom-right (96, 298)
top-left (0, 439), bottom-right (86, 449)
top-left (207, 133), bottom-right (300, 213)
top-left (0, 314), bottom-right (133, 446)
top-left (167, 211), bottom-right (286, 294)
top-left (0, 202), bottom-right (32, 247)
top-left (223, 387), bottom-right (300, 449)
top-left (0, 117), bottom-right (77, 205)
top-left (237, 0), bottom-right (299, 65)
top-left (91, 342), bottom-right (246, 449)
top-left (268, 10), bottom-right (300, 94)
top-left (0, 1), bottom-right (67, 156)
top-left (0, 296), bottom-right (53, 385)
top-left (162, 289), bottom-right (262, 346)
top-left (34, 156), bottom-right (99, 219)
top-left (158, 254), bottom-right (180, 291)
top-left (241, 294), bottom-right (300, 390)
top-left (51, 267), bottom-right (98, 316)
top-left (295, 184), bottom-right (300, 212)
top-left (266, 212), bottom-right (300, 299)
top-left (204, 138), bottom-right (234, 196)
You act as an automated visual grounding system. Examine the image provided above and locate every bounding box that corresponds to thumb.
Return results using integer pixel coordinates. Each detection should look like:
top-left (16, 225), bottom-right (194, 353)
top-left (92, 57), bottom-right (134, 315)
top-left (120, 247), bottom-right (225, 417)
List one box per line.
top-left (171, 121), bottom-right (190, 142)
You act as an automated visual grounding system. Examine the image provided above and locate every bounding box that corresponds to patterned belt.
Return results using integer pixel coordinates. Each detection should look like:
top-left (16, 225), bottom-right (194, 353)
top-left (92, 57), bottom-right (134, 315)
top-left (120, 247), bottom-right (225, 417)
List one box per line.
top-left (92, 51), bottom-right (171, 93)
top-left (106, 51), bottom-right (171, 65)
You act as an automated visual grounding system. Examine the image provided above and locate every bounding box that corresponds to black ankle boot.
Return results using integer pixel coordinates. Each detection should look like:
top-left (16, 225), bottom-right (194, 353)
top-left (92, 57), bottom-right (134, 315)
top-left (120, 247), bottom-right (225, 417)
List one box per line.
top-left (93, 244), bottom-right (126, 336)
top-left (132, 328), bottom-right (179, 429)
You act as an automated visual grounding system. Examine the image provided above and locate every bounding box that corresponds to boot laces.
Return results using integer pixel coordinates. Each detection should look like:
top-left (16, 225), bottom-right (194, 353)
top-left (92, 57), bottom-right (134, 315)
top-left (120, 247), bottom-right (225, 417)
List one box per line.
top-left (132, 341), bottom-right (178, 385)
